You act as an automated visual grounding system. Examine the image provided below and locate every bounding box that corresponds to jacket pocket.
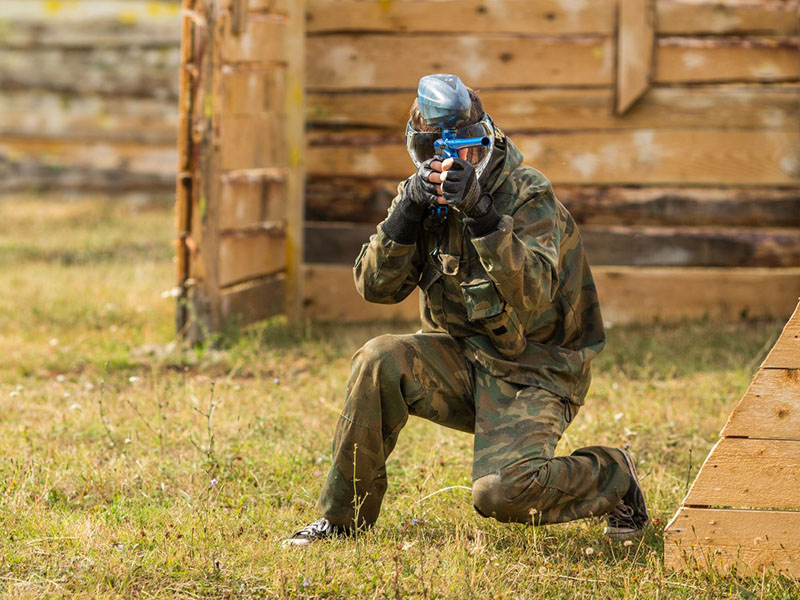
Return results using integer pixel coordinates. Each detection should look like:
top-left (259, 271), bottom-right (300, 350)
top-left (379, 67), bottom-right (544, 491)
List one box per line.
top-left (461, 278), bottom-right (527, 359)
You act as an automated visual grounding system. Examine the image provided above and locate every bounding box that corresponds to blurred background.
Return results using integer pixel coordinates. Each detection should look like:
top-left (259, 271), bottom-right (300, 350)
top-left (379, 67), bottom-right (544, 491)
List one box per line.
top-left (1, 0), bottom-right (799, 338)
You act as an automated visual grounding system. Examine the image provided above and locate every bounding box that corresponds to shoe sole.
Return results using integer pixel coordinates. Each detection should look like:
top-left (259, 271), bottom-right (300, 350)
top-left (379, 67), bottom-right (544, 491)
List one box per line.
top-left (604, 449), bottom-right (650, 541)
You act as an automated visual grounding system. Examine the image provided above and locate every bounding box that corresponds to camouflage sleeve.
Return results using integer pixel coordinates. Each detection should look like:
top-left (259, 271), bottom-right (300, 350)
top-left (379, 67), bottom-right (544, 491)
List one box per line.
top-left (469, 188), bottom-right (561, 313)
top-left (353, 183), bottom-right (423, 304)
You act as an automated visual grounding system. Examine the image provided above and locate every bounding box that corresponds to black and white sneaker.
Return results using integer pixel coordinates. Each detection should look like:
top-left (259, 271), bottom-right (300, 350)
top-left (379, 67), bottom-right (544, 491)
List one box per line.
top-left (283, 518), bottom-right (345, 547)
top-left (604, 449), bottom-right (650, 541)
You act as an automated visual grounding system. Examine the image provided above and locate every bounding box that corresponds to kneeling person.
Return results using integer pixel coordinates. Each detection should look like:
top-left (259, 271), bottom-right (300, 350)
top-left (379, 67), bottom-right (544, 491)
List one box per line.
top-left (285, 74), bottom-right (648, 546)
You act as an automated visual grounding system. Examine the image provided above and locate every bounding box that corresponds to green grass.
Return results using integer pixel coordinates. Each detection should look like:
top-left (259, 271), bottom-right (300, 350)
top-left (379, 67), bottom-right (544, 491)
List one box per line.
top-left (0, 192), bottom-right (796, 598)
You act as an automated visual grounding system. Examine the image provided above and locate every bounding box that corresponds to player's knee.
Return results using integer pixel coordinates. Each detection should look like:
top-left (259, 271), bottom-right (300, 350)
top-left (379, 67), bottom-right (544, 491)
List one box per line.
top-left (472, 465), bottom-right (550, 523)
top-left (352, 335), bottom-right (403, 376)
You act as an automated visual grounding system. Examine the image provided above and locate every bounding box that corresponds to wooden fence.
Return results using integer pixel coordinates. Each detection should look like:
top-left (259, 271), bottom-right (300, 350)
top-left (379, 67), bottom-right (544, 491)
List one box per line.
top-left (3, 0), bottom-right (799, 327)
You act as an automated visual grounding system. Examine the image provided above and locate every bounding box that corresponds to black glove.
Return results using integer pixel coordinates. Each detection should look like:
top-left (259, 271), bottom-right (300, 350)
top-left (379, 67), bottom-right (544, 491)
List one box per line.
top-left (409, 158), bottom-right (441, 209)
top-left (382, 161), bottom-right (438, 244)
top-left (442, 158), bottom-right (501, 235)
top-left (440, 158), bottom-right (482, 215)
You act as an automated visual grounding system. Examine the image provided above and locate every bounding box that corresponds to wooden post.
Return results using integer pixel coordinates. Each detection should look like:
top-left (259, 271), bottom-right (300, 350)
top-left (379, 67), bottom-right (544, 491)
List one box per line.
top-left (615, 0), bottom-right (655, 114)
top-left (284, 0), bottom-right (306, 324)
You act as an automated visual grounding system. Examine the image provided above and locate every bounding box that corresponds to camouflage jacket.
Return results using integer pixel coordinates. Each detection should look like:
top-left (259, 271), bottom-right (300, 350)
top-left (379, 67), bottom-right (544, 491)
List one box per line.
top-left (353, 130), bottom-right (605, 404)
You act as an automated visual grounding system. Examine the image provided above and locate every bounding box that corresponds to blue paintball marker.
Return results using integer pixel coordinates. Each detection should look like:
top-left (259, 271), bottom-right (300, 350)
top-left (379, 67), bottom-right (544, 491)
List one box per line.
top-left (406, 74), bottom-right (495, 219)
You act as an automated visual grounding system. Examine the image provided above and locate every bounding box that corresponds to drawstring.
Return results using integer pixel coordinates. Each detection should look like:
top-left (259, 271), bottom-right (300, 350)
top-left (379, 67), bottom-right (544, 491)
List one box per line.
top-left (561, 397), bottom-right (573, 423)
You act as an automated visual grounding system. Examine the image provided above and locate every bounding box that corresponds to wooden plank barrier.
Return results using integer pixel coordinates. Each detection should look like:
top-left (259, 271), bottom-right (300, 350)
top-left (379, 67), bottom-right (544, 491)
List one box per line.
top-left (665, 301), bottom-right (800, 577)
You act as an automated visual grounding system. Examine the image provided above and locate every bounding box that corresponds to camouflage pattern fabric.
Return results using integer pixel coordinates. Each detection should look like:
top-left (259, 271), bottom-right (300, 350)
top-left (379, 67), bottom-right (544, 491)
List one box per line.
top-left (317, 333), bottom-right (630, 527)
top-left (319, 128), bottom-right (625, 528)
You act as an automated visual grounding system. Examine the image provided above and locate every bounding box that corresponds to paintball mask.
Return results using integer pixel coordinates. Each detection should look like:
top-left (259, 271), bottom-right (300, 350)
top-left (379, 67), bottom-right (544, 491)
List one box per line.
top-left (405, 74), bottom-right (495, 178)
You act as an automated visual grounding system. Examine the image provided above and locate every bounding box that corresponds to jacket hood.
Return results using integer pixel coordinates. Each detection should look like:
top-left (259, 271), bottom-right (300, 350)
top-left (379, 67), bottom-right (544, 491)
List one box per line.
top-left (480, 125), bottom-right (524, 195)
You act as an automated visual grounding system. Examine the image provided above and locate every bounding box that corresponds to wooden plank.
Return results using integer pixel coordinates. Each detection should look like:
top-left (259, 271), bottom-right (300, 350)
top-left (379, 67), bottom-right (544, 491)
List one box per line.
top-left (306, 181), bottom-right (800, 227)
top-left (593, 267), bottom-right (800, 324)
top-left (0, 90), bottom-right (177, 143)
top-left (664, 508), bottom-right (800, 577)
top-left (222, 68), bottom-right (285, 115)
top-left (658, 0), bottom-right (800, 36)
top-left (308, 85), bottom-right (800, 131)
top-left (308, 129), bottom-right (800, 185)
top-left (284, 0), bottom-right (306, 323)
top-left (301, 265), bottom-right (800, 323)
top-left (304, 222), bottom-right (800, 268)
top-left (581, 226), bottom-right (800, 268)
top-left (221, 14), bottom-right (286, 64)
top-left (616, 0), bottom-right (654, 114)
top-left (306, 176), bottom-right (397, 223)
top-left (220, 114), bottom-right (284, 170)
top-left (305, 0), bottom-right (615, 35)
top-left (0, 46), bottom-right (181, 99)
top-left (220, 275), bottom-right (285, 325)
top-left (656, 37), bottom-right (800, 84)
top-left (722, 368), bottom-right (800, 440)
top-left (218, 230), bottom-right (286, 287)
top-left (558, 186), bottom-right (800, 228)
top-left (763, 301), bottom-right (800, 369)
top-left (220, 179), bottom-right (285, 231)
top-left (0, 0), bottom-right (181, 47)
top-left (0, 137), bottom-right (176, 191)
top-left (302, 264), bottom-right (419, 322)
top-left (306, 35), bottom-right (613, 90)
top-left (684, 438), bottom-right (800, 510)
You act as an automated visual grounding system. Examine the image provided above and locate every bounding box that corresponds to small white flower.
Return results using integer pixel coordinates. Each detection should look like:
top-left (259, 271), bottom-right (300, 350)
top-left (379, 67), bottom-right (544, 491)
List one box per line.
top-left (210, 478), bottom-right (218, 487)
top-left (69, 403), bottom-right (82, 411)
top-left (128, 376), bottom-right (140, 383)
top-left (273, 378), bottom-right (280, 385)
top-left (614, 412), bottom-right (624, 421)
top-left (160, 287), bottom-right (181, 299)
top-left (9, 390), bottom-right (19, 398)
top-left (584, 547), bottom-right (595, 556)
top-left (49, 338), bottom-right (59, 347)
top-left (56, 374), bottom-right (66, 383)
top-left (124, 438), bottom-right (131, 444)
top-left (623, 540), bottom-right (634, 547)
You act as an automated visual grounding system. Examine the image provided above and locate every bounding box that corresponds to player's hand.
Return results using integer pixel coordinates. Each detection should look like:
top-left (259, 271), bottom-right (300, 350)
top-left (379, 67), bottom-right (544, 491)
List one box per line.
top-left (440, 157), bottom-right (481, 215)
top-left (410, 158), bottom-right (445, 210)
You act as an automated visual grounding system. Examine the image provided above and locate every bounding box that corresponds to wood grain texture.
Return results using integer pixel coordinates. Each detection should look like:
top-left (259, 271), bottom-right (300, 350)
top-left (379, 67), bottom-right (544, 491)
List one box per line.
top-left (616, 0), bottom-right (654, 114)
top-left (305, 0), bottom-right (615, 34)
top-left (664, 508), bottom-right (800, 577)
top-left (306, 181), bottom-right (800, 228)
top-left (656, 37), bottom-right (800, 83)
top-left (308, 129), bottom-right (800, 185)
top-left (222, 68), bottom-right (285, 116)
top-left (220, 114), bottom-right (284, 170)
top-left (302, 264), bottom-right (419, 322)
top-left (658, 0), bottom-right (800, 36)
top-left (306, 34), bottom-right (613, 89)
top-left (0, 0), bottom-right (181, 47)
top-left (300, 265), bottom-right (800, 323)
top-left (722, 369), bottom-right (800, 440)
top-left (220, 179), bottom-right (285, 231)
top-left (593, 267), bottom-right (800, 324)
top-left (218, 229), bottom-right (287, 288)
top-left (684, 438), bottom-right (800, 510)
top-left (307, 85), bottom-right (800, 131)
top-left (763, 301), bottom-right (800, 369)
top-left (557, 186), bottom-right (800, 228)
top-left (0, 90), bottom-right (177, 143)
top-left (0, 46), bottom-right (181, 99)
top-left (303, 222), bottom-right (800, 268)
top-left (221, 15), bottom-right (286, 64)
top-left (0, 137), bottom-right (176, 191)
top-left (220, 275), bottom-right (285, 324)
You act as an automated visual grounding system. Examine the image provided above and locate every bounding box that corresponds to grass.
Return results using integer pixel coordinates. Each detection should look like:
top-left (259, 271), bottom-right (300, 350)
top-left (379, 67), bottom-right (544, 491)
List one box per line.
top-left (0, 192), bottom-right (797, 599)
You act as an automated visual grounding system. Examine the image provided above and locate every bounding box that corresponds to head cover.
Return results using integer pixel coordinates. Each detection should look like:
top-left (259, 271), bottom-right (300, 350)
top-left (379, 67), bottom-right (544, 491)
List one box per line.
top-left (416, 73), bottom-right (471, 128)
top-left (406, 113), bottom-right (496, 178)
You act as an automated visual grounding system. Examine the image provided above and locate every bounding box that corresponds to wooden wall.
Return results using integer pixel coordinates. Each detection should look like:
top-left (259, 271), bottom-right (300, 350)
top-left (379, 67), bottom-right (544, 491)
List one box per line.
top-left (0, 1), bottom-right (182, 192)
top-left (302, 0), bottom-right (800, 322)
top-left (5, 1), bottom-right (800, 325)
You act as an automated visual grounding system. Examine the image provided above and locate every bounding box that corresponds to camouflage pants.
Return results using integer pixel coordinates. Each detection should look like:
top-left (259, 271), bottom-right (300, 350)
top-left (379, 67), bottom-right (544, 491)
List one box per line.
top-left (317, 333), bottom-right (630, 527)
